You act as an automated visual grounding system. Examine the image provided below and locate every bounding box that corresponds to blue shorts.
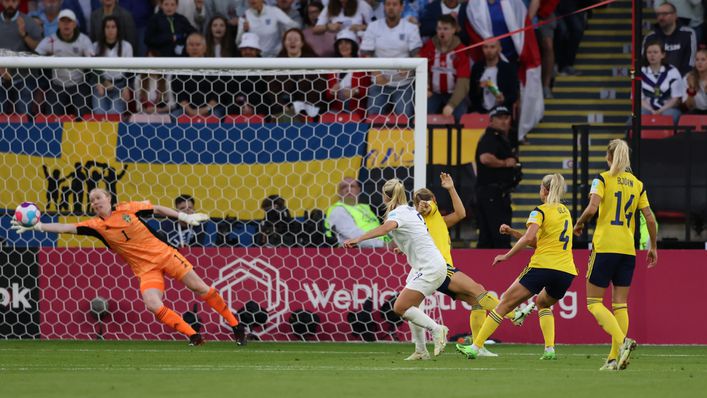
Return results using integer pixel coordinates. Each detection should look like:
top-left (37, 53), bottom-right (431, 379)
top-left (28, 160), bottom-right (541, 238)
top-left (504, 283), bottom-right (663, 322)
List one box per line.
top-left (436, 264), bottom-right (460, 299)
top-left (587, 252), bottom-right (636, 288)
top-left (518, 267), bottom-right (575, 300)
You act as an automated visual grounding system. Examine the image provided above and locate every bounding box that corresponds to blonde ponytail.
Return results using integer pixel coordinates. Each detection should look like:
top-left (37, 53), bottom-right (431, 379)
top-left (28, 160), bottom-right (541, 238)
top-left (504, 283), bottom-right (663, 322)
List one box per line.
top-left (608, 139), bottom-right (632, 176)
top-left (382, 178), bottom-right (408, 217)
top-left (542, 173), bottom-right (566, 204)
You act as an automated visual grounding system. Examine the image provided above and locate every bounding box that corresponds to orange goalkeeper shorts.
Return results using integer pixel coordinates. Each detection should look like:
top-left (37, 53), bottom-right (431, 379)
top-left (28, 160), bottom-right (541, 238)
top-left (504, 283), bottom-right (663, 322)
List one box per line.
top-left (138, 251), bottom-right (194, 293)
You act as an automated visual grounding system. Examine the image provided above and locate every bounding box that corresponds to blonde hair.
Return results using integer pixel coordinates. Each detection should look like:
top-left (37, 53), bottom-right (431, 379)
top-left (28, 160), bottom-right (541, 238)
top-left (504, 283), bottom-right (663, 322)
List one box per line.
top-left (412, 188), bottom-right (435, 208)
top-left (607, 139), bottom-right (632, 176)
top-left (382, 178), bottom-right (408, 217)
top-left (89, 188), bottom-right (111, 199)
top-left (542, 173), bottom-right (566, 204)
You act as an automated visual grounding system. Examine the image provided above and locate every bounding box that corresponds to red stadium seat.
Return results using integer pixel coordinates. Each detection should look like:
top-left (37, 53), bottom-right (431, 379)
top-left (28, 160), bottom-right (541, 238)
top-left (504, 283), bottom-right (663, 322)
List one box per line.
top-left (129, 113), bottom-right (172, 124)
top-left (427, 114), bottom-right (455, 126)
top-left (34, 114), bottom-right (76, 123)
top-left (364, 114), bottom-right (409, 127)
top-left (320, 112), bottom-right (362, 123)
top-left (677, 114), bottom-right (707, 132)
top-left (460, 113), bottom-right (489, 129)
top-left (639, 114), bottom-right (674, 139)
top-left (176, 114), bottom-right (221, 124)
top-left (0, 114), bottom-right (29, 123)
top-left (655, 210), bottom-right (686, 223)
top-left (224, 114), bottom-right (266, 124)
top-left (82, 113), bottom-right (122, 122)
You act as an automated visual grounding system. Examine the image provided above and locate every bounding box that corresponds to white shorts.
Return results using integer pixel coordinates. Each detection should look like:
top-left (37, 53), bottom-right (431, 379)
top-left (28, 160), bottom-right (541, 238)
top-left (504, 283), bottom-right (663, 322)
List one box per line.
top-left (404, 267), bottom-right (447, 297)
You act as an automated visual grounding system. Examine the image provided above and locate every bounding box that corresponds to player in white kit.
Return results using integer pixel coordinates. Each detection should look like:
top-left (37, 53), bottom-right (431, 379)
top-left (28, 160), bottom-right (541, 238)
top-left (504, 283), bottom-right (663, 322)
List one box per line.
top-left (343, 179), bottom-right (449, 356)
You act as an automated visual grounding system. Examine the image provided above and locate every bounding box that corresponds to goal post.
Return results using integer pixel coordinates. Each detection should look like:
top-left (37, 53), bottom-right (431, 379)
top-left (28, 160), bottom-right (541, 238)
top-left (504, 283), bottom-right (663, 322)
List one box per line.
top-left (0, 55), bottom-right (441, 342)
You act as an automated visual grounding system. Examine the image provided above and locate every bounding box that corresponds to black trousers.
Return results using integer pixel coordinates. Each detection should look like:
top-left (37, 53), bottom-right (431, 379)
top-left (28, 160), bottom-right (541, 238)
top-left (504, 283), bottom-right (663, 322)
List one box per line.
top-left (476, 185), bottom-right (512, 248)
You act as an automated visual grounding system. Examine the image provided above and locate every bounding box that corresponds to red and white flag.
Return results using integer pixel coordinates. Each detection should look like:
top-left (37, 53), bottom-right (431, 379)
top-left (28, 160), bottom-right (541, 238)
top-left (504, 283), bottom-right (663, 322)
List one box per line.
top-left (465, 0), bottom-right (544, 139)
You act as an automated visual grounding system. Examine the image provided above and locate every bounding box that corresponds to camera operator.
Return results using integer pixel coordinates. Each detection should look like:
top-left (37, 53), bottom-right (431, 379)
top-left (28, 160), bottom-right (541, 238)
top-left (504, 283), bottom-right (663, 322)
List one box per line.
top-left (255, 195), bottom-right (300, 247)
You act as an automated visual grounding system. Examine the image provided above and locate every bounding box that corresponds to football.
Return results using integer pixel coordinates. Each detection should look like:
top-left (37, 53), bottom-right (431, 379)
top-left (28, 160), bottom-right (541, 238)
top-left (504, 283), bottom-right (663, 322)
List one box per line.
top-left (15, 202), bottom-right (41, 227)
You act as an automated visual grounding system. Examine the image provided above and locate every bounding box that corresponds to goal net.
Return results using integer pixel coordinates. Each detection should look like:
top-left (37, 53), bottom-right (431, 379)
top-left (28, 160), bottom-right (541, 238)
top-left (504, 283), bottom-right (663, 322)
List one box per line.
top-left (0, 55), bottom-right (454, 342)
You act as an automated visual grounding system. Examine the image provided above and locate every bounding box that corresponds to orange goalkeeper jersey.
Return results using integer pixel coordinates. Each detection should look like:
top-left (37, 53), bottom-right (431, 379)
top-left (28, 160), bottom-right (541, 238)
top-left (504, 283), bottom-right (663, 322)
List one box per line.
top-left (74, 201), bottom-right (177, 276)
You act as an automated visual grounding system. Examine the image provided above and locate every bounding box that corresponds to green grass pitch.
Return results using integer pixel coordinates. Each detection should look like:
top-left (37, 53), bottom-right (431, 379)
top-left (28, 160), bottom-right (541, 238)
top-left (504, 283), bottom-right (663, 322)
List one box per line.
top-left (1, 341), bottom-right (706, 398)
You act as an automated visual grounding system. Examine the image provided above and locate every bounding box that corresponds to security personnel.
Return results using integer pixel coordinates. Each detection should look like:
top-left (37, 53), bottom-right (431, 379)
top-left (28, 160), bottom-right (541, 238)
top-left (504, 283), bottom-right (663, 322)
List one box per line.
top-left (325, 177), bottom-right (388, 248)
top-left (474, 105), bottom-right (519, 248)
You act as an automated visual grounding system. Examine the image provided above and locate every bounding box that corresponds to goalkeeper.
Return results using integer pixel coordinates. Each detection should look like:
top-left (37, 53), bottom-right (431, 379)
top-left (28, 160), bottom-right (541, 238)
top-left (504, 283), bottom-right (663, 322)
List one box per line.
top-left (11, 188), bottom-right (246, 347)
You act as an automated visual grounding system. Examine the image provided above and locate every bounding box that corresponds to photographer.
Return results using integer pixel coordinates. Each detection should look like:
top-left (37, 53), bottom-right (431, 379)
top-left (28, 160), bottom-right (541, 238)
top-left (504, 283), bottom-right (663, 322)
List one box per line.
top-left (254, 195), bottom-right (301, 247)
top-left (474, 106), bottom-right (521, 248)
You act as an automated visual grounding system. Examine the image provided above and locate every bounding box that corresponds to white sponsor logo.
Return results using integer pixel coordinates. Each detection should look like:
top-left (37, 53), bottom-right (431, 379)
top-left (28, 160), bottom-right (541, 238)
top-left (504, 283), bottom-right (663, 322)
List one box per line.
top-left (212, 258), bottom-right (289, 336)
top-left (0, 283), bottom-right (33, 309)
top-left (303, 282), bottom-right (398, 310)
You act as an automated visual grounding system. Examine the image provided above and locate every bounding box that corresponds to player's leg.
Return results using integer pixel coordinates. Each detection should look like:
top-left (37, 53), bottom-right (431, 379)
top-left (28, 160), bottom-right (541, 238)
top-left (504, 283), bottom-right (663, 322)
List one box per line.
top-left (457, 278), bottom-right (534, 359)
top-left (612, 255), bottom-right (637, 370)
top-left (140, 271), bottom-right (200, 344)
top-left (404, 321), bottom-right (431, 360)
top-left (535, 271), bottom-right (574, 360)
top-left (394, 287), bottom-right (448, 356)
top-left (586, 253), bottom-right (625, 365)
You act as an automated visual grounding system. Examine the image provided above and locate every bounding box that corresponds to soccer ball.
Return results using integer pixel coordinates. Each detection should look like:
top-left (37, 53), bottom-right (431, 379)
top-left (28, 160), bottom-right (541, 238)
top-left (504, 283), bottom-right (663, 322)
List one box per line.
top-left (15, 202), bottom-right (41, 227)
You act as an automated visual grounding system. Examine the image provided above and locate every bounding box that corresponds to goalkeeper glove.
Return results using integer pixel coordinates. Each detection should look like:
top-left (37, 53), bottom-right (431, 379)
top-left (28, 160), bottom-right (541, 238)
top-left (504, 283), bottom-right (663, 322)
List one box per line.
top-left (178, 212), bottom-right (209, 226)
top-left (10, 219), bottom-right (43, 234)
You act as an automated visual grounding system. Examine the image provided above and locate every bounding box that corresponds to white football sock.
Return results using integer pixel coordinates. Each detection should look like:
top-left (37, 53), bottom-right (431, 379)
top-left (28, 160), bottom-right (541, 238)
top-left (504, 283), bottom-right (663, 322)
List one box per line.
top-left (403, 306), bottom-right (440, 332)
top-left (409, 321), bottom-right (427, 353)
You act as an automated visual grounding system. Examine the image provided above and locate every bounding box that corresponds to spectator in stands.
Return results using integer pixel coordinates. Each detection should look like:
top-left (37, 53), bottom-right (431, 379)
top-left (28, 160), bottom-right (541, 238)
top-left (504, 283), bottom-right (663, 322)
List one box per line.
top-left (360, 0), bottom-right (422, 117)
top-left (178, 0), bottom-right (208, 33)
top-left (118, 0), bottom-right (154, 56)
top-left (160, 194), bottom-right (207, 247)
top-left (30, 0), bottom-right (61, 37)
top-left (418, 0), bottom-right (463, 39)
top-left (278, 27), bottom-right (317, 57)
top-left (135, 50), bottom-right (175, 113)
top-left (326, 29), bottom-right (368, 116)
top-left (313, 0), bottom-right (371, 37)
top-left (233, 32), bottom-right (276, 117)
top-left (89, 0), bottom-right (137, 53)
top-left (237, 0), bottom-right (299, 57)
top-left (171, 32), bottom-right (226, 118)
top-left (641, 38), bottom-right (683, 124)
top-left (205, 15), bottom-right (236, 56)
top-left (92, 15), bottom-right (132, 114)
top-left (536, 0), bottom-right (558, 99)
top-left (420, 14), bottom-right (469, 123)
top-left (61, 0), bottom-right (100, 36)
top-left (654, 0), bottom-right (703, 46)
top-left (554, 0), bottom-right (585, 76)
top-left (303, 1), bottom-right (336, 57)
top-left (325, 177), bottom-right (386, 248)
top-left (255, 194), bottom-right (300, 247)
top-left (35, 9), bottom-right (94, 117)
top-left (205, 0), bottom-right (244, 31)
top-left (468, 40), bottom-right (518, 115)
top-left (146, 0), bottom-right (196, 57)
top-left (683, 48), bottom-right (707, 114)
top-left (643, 2), bottom-right (697, 76)
top-left (277, 0), bottom-right (303, 28)
top-left (475, 105), bottom-right (518, 248)
top-left (0, 0), bottom-right (42, 114)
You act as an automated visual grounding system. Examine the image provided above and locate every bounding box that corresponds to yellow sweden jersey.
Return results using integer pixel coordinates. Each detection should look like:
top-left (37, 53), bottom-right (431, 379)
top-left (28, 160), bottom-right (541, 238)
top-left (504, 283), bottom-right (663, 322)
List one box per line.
top-left (526, 203), bottom-right (577, 275)
top-left (590, 171), bottom-right (650, 255)
top-left (423, 201), bottom-right (453, 266)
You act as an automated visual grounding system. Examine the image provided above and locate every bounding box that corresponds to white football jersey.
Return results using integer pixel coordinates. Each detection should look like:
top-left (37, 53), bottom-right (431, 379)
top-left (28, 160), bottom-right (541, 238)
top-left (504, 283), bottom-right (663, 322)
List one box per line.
top-left (386, 205), bottom-right (447, 273)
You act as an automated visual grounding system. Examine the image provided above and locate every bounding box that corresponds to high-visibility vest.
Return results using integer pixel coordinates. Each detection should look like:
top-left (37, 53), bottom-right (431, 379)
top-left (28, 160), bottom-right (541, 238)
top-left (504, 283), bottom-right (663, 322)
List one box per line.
top-left (324, 202), bottom-right (390, 242)
top-left (639, 210), bottom-right (658, 250)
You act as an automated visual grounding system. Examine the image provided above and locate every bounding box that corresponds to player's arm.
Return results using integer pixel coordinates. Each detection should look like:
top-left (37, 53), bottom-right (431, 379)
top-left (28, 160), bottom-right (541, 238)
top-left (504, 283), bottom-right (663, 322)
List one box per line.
top-left (153, 205), bottom-right (209, 226)
top-left (574, 193), bottom-right (601, 236)
top-left (11, 220), bottom-right (77, 234)
top-left (498, 224), bottom-right (533, 246)
top-left (640, 207), bottom-right (658, 268)
top-left (441, 172), bottom-right (466, 228)
top-left (342, 220), bottom-right (397, 248)
top-left (492, 223), bottom-right (540, 266)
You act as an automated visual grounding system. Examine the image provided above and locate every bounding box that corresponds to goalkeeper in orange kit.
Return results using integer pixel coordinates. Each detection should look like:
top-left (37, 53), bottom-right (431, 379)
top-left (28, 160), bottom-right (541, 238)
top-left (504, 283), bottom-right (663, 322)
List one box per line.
top-left (11, 188), bottom-right (247, 346)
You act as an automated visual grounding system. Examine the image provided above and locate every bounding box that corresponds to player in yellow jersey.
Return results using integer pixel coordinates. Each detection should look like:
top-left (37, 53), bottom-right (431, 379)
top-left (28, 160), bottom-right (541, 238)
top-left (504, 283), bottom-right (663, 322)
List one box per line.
top-left (409, 172), bottom-right (531, 360)
top-left (11, 188), bottom-right (247, 346)
top-left (574, 139), bottom-right (658, 371)
top-left (456, 174), bottom-right (577, 360)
